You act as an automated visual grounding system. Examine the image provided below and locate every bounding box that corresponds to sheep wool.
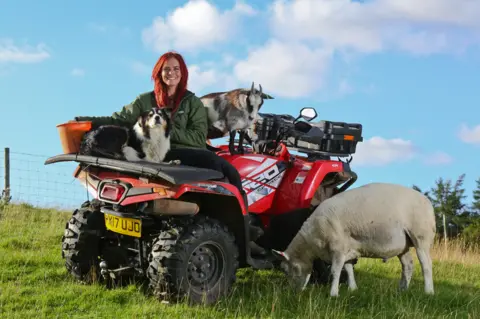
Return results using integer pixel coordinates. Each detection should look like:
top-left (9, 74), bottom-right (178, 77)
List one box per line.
top-left (273, 182), bottom-right (436, 297)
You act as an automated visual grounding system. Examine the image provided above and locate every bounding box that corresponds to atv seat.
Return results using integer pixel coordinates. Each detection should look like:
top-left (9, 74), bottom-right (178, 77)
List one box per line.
top-left (44, 154), bottom-right (225, 185)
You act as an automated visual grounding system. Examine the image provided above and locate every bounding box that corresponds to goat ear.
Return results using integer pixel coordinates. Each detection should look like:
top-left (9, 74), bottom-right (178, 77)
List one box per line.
top-left (272, 249), bottom-right (289, 261)
top-left (261, 93), bottom-right (274, 99)
top-left (238, 93), bottom-right (248, 106)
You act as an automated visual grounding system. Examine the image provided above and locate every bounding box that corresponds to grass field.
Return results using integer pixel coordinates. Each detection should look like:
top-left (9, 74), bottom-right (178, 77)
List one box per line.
top-left (1, 203), bottom-right (479, 319)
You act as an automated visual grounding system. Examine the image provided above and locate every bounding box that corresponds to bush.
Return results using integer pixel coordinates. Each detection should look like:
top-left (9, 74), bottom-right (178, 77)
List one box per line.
top-left (461, 217), bottom-right (480, 248)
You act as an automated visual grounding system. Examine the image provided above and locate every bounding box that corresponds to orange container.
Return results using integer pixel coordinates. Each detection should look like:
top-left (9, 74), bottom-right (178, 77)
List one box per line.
top-left (56, 121), bottom-right (92, 154)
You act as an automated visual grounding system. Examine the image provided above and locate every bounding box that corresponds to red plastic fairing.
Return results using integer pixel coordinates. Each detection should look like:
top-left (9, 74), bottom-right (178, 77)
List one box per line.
top-left (172, 181), bottom-right (248, 215)
top-left (217, 152), bottom-right (290, 214)
top-left (79, 169), bottom-right (178, 206)
top-left (273, 160), bottom-right (344, 214)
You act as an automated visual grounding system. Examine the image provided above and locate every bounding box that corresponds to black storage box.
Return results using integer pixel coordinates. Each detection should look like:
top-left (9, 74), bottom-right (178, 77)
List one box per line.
top-left (317, 121), bottom-right (363, 154)
top-left (318, 138), bottom-right (359, 154)
top-left (292, 120), bottom-right (363, 155)
top-left (255, 115), bottom-right (363, 156)
top-left (317, 120), bottom-right (363, 139)
top-left (255, 113), bottom-right (295, 141)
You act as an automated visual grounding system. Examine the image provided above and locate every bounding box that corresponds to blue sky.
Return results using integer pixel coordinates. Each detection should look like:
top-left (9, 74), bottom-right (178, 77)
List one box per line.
top-left (0, 0), bottom-right (479, 208)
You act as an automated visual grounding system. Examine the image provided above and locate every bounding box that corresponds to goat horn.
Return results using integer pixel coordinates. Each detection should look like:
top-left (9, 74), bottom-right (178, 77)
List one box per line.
top-left (259, 84), bottom-right (262, 96)
top-left (251, 81), bottom-right (254, 93)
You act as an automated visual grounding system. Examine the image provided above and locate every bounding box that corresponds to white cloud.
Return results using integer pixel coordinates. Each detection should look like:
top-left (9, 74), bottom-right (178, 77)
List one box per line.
top-left (379, 0), bottom-right (480, 28)
top-left (0, 39), bottom-right (50, 64)
top-left (233, 39), bottom-right (332, 98)
top-left (352, 136), bottom-right (417, 166)
top-left (188, 64), bottom-right (239, 95)
top-left (188, 65), bottom-right (218, 92)
top-left (423, 151), bottom-right (454, 165)
top-left (458, 123), bottom-right (480, 145)
top-left (71, 68), bottom-right (85, 77)
top-left (269, 0), bottom-right (480, 54)
top-left (141, 0), bottom-right (256, 53)
top-left (138, 0), bottom-right (480, 101)
top-left (128, 59), bottom-right (239, 94)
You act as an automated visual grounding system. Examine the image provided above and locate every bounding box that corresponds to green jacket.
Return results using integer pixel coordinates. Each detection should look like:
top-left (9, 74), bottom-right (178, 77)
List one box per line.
top-left (75, 90), bottom-right (208, 149)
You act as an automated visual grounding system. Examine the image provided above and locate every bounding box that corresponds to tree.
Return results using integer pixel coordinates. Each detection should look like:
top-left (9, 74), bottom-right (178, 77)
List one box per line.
top-left (428, 174), bottom-right (470, 240)
top-left (472, 177), bottom-right (480, 214)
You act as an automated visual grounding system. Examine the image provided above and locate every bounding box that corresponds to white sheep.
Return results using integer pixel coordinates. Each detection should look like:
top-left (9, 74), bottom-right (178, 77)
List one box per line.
top-left (272, 182), bottom-right (436, 297)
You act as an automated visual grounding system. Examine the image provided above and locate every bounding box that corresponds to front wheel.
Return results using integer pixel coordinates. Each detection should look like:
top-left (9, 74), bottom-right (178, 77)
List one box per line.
top-left (147, 215), bottom-right (239, 305)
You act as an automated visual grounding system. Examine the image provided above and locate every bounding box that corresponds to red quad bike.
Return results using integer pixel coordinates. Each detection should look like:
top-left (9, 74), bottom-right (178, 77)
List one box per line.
top-left (44, 107), bottom-right (363, 305)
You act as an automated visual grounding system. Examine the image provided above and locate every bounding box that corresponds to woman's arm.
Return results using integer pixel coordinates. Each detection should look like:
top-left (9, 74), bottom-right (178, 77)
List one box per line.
top-left (170, 96), bottom-right (208, 149)
top-left (74, 94), bottom-right (147, 128)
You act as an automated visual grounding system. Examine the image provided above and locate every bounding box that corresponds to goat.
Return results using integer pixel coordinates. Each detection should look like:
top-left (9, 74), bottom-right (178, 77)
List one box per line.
top-left (200, 82), bottom-right (274, 155)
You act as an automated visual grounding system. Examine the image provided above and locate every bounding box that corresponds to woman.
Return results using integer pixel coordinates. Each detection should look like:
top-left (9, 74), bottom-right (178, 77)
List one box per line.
top-left (74, 51), bottom-right (207, 149)
top-left (74, 51), bottom-right (263, 242)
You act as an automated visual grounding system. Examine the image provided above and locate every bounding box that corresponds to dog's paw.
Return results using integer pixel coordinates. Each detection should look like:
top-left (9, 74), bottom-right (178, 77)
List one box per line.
top-left (167, 159), bottom-right (181, 165)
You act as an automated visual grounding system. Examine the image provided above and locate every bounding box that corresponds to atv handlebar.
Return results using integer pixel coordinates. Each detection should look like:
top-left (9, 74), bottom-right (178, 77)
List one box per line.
top-left (254, 110), bottom-right (363, 158)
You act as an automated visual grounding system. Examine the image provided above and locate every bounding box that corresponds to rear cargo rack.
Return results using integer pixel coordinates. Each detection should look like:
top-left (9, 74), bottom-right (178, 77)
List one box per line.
top-left (44, 154), bottom-right (225, 185)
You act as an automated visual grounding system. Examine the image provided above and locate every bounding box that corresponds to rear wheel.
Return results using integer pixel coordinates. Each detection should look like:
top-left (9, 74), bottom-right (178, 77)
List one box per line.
top-left (61, 200), bottom-right (105, 283)
top-left (147, 215), bottom-right (239, 305)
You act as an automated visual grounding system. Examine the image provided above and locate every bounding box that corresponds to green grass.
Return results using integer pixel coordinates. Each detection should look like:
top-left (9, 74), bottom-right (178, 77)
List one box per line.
top-left (1, 203), bottom-right (479, 319)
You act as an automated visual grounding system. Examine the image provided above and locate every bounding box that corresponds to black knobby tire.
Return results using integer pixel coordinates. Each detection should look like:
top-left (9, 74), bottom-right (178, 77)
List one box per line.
top-left (147, 215), bottom-right (239, 305)
top-left (61, 200), bottom-right (105, 283)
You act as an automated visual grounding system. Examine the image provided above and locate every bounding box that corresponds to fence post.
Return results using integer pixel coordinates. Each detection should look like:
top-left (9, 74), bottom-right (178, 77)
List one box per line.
top-left (2, 147), bottom-right (10, 203)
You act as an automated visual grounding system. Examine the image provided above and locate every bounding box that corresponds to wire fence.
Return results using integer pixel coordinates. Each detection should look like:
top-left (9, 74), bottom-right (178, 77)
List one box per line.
top-left (0, 148), bottom-right (91, 210)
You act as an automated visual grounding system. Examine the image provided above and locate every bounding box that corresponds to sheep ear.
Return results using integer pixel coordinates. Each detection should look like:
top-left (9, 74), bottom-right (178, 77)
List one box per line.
top-left (272, 249), bottom-right (289, 261)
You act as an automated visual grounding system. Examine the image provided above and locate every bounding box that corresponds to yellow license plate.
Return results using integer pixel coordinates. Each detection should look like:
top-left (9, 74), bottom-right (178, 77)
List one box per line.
top-left (104, 213), bottom-right (142, 238)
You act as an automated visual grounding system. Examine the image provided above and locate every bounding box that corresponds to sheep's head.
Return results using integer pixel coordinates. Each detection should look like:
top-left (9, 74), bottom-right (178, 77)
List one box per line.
top-left (272, 249), bottom-right (312, 291)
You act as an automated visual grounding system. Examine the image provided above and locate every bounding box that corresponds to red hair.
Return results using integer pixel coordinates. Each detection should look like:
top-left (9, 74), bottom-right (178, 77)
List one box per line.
top-left (151, 51), bottom-right (189, 113)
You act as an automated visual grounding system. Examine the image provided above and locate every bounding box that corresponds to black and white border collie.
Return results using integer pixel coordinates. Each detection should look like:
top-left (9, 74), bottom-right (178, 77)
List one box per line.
top-left (79, 107), bottom-right (173, 164)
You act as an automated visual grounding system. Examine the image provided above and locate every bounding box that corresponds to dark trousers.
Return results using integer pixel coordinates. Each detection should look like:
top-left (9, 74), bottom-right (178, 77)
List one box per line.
top-left (164, 147), bottom-right (244, 197)
top-left (164, 147), bottom-right (265, 243)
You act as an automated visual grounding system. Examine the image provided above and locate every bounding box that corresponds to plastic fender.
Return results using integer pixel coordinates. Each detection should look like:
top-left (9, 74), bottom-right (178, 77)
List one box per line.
top-left (298, 161), bottom-right (344, 208)
top-left (120, 192), bottom-right (164, 206)
top-left (173, 182), bottom-right (248, 215)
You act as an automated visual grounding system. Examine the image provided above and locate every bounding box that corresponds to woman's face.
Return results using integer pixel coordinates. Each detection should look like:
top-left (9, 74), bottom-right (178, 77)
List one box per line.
top-left (161, 57), bottom-right (182, 88)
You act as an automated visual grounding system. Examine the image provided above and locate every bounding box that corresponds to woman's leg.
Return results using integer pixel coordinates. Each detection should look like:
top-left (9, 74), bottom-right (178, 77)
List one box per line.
top-left (164, 147), bottom-right (244, 194)
top-left (164, 147), bottom-right (265, 247)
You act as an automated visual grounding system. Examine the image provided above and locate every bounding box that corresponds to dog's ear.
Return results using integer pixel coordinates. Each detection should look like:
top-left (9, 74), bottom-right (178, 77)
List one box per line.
top-left (159, 108), bottom-right (169, 119)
